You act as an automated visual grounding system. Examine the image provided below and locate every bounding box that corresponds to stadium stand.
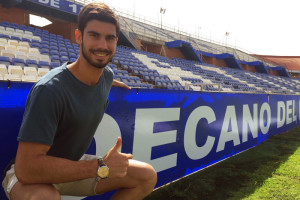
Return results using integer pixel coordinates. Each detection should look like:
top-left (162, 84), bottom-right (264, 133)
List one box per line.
top-left (0, 3), bottom-right (299, 93)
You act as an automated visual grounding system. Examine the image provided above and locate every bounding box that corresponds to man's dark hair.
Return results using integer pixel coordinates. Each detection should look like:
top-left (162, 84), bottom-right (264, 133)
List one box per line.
top-left (78, 2), bottom-right (120, 37)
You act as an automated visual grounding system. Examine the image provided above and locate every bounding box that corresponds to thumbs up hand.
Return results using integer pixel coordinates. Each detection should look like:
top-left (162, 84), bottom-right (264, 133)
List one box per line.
top-left (103, 137), bottom-right (133, 178)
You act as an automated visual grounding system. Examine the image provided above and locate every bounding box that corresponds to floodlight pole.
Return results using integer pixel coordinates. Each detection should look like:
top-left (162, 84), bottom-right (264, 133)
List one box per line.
top-left (160, 7), bottom-right (166, 29)
top-left (225, 32), bottom-right (230, 46)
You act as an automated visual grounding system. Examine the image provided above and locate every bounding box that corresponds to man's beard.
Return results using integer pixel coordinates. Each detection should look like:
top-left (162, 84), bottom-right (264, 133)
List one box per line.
top-left (81, 41), bottom-right (114, 69)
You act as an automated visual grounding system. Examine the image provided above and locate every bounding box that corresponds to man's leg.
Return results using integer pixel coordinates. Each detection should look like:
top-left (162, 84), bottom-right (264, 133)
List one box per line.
top-left (95, 160), bottom-right (157, 200)
top-left (10, 182), bottom-right (61, 200)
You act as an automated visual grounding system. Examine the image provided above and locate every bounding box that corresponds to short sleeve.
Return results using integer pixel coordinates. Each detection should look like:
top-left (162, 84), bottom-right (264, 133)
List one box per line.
top-left (17, 85), bottom-right (61, 145)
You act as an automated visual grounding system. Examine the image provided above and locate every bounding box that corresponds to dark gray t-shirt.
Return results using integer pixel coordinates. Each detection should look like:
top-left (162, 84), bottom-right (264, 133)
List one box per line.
top-left (17, 63), bottom-right (114, 161)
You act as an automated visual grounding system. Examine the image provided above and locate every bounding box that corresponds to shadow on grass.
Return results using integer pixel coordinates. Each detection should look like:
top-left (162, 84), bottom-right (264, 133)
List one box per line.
top-left (145, 126), bottom-right (300, 200)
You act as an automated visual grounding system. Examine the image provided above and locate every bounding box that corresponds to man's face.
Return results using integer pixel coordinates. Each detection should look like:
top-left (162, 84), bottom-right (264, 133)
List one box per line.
top-left (77, 20), bottom-right (118, 69)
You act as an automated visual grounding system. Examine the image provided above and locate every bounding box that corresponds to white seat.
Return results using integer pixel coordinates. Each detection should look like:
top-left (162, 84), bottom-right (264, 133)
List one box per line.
top-left (27, 52), bottom-right (40, 61)
top-left (5, 27), bottom-right (15, 32)
top-left (0, 74), bottom-right (3, 80)
top-left (31, 35), bottom-right (41, 42)
top-left (17, 46), bottom-right (29, 54)
top-left (15, 29), bottom-right (24, 34)
top-left (24, 31), bottom-right (33, 36)
top-left (0, 64), bottom-right (8, 75)
top-left (38, 68), bottom-right (50, 77)
top-left (1, 49), bottom-right (15, 61)
top-left (4, 74), bottom-right (22, 81)
top-left (15, 51), bottom-right (28, 60)
top-left (0, 38), bottom-right (7, 44)
top-left (0, 26), bottom-right (5, 31)
top-left (8, 65), bottom-right (23, 77)
top-left (22, 34), bottom-right (33, 41)
top-left (7, 39), bottom-right (19, 47)
top-left (5, 44), bottom-right (17, 51)
top-left (3, 30), bottom-right (13, 37)
top-left (24, 66), bottom-right (38, 76)
top-left (0, 43), bottom-right (6, 51)
top-left (28, 48), bottom-right (40, 54)
top-left (39, 54), bottom-right (51, 63)
top-left (12, 32), bottom-right (23, 39)
top-left (18, 41), bottom-right (30, 48)
top-left (22, 74), bottom-right (38, 82)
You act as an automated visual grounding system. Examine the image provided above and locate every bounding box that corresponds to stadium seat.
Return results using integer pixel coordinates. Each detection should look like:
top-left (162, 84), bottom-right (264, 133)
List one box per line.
top-left (39, 54), bottom-right (51, 63)
top-left (51, 55), bottom-right (60, 63)
top-left (0, 42), bottom-right (5, 51)
top-left (8, 65), bottom-right (23, 78)
top-left (60, 57), bottom-right (69, 63)
top-left (1, 49), bottom-right (15, 61)
top-left (38, 60), bottom-right (50, 69)
top-left (18, 41), bottom-right (30, 48)
top-left (24, 66), bottom-right (38, 76)
top-left (27, 53), bottom-right (39, 62)
top-left (0, 63), bottom-right (8, 75)
top-left (12, 58), bottom-right (25, 67)
top-left (29, 47), bottom-right (40, 55)
top-left (0, 55), bottom-right (11, 66)
top-left (50, 62), bottom-right (60, 69)
top-left (38, 67), bottom-right (50, 77)
top-left (26, 59), bottom-right (38, 68)
top-left (7, 39), bottom-right (18, 46)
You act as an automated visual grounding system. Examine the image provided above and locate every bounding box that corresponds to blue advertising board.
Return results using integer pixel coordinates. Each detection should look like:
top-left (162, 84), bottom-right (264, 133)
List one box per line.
top-left (27, 0), bottom-right (84, 15)
top-left (0, 81), bottom-right (299, 200)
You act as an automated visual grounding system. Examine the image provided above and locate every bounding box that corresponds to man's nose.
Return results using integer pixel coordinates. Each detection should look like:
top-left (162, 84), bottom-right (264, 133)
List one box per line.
top-left (97, 37), bottom-right (108, 49)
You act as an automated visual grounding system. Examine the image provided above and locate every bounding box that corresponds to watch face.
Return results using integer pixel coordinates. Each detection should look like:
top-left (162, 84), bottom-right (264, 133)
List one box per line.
top-left (97, 166), bottom-right (109, 178)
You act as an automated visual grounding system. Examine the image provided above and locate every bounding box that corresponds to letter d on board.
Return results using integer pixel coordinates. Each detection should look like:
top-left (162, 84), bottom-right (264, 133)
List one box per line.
top-left (277, 101), bottom-right (285, 128)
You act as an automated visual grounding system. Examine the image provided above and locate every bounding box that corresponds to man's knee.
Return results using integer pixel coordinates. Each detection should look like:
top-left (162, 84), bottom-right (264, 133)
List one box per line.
top-left (140, 163), bottom-right (157, 191)
top-left (11, 183), bottom-right (61, 200)
top-left (29, 185), bottom-right (60, 200)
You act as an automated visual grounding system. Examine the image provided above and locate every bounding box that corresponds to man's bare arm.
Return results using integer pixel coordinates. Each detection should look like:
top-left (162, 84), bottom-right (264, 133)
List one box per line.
top-left (14, 142), bottom-right (98, 184)
top-left (15, 138), bottom-right (133, 184)
top-left (112, 79), bottom-right (131, 89)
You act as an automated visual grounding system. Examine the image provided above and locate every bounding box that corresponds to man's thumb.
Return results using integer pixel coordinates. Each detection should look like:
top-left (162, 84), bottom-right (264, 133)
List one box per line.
top-left (112, 137), bottom-right (122, 152)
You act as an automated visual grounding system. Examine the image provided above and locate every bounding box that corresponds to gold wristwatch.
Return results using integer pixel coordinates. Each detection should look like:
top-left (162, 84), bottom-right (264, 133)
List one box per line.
top-left (97, 158), bottom-right (109, 179)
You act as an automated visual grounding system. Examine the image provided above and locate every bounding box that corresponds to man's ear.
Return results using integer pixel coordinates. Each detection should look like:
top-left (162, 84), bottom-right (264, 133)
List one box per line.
top-left (75, 29), bottom-right (82, 44)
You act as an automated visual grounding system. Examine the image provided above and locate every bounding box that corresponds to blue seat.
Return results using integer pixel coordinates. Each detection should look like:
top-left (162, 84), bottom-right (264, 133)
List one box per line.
top-left (50, 46), bottom-right (58, 51)
top-left (50, 50), bottom-right (59, 56)
top-left (0, 56), bottom-right (11, 66)
top-left (60, 51), bottom-right (68, 58)
top-left (68, 49), bottom-right (75, 54)
top-left (21, 37), bottom-right (31, 43)
top-left (0, 34), bottom-right (10, 40)
top-left (12, 58), bottom-right (25, 67)
top-left (69, 57), bottom-right (77, 62)
top-left (26, 59), bottom-right (38, 68)
top-left (40, 49), bottom-right (50, 55)
top-left (40, 44), bottom-right (49, 50)
top-left (0, 21), bottom-right (9, 27)
top-left (59, 47), bottom-right (67, 52)
top-left (69, 53), bottom-right (77, 59)
top-left (30, 43), bottom-right (40, 48)
top-left (51, 55), bottom-right (60, 62)
top-left (11, 36), bottom-right (21, 41)
top-left (18, 25), bottom-right (27, 31)
top-left (60, 57), bottom-right (69, 63)
top-left (39, 61), bottom-right (50, 68)
top-left (50, 62), bottom-right (60, 69)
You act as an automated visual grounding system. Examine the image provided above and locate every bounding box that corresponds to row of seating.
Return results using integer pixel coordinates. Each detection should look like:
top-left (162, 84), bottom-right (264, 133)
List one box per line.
top-left (0, 64), bottom-right (49, 82)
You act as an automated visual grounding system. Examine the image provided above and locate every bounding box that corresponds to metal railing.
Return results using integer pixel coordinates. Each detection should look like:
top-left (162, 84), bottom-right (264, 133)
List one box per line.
top-left (65, 0), bottom-right (277, 67)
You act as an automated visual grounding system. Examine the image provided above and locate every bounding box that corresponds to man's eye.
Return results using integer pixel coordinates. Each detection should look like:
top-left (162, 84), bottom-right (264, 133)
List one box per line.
top-left (90, 34), bottom-right (98, 38)
top-left (107, 36), bottom-right (116, 41)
